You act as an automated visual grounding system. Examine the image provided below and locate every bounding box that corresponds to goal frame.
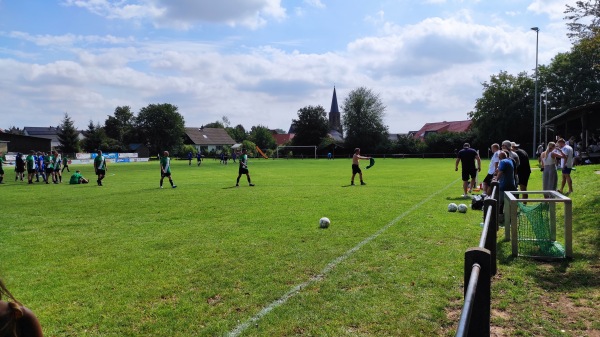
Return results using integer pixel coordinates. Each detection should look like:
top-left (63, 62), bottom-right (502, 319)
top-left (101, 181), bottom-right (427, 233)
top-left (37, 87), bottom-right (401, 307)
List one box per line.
top-left (276, 146), bottom-right (317, 159)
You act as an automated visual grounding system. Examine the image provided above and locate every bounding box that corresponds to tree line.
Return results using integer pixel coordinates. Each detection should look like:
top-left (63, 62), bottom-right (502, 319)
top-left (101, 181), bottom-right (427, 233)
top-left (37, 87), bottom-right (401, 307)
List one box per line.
top-left (6, 1), bottom-right (599, 157)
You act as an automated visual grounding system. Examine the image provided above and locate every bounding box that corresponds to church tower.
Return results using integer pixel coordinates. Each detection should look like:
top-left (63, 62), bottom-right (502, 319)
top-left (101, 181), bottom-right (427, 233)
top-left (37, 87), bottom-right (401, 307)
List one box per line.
top-left (329, 86), bottom-right (342, 136)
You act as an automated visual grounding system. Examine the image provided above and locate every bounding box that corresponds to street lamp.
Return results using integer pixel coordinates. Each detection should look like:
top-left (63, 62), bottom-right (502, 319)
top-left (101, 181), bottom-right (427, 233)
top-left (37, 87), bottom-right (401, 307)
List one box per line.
top-left (531, 27), bottom-right (539, 157)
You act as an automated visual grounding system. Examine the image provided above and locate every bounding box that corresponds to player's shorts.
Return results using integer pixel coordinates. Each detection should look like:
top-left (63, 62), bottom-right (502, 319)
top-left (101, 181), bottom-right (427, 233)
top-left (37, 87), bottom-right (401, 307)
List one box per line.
top-left (462, 168), bottom-right (477, 181)
top-left (27, 168), bottom-right (35, 174)
top-left (562, 167), bottom-right (572, 175)
top-left (96, 169), bottom-right (106, 176)
top-left (483, 173), bottom-right (494, 185)
top-left (0, 168), bottom-right (4, 175)
top-left (239, 166), bottom-right (249, 175)
top-left (518, 172), bottom-right (530, 186)
top-left (161, 172), bottom-right (171, 178)
top-left (54, 168), bottom-right (61, 173)
top-left (352, 164), bottom-right (361, 174)
top-left (45, 168), bottom-right (54, 175)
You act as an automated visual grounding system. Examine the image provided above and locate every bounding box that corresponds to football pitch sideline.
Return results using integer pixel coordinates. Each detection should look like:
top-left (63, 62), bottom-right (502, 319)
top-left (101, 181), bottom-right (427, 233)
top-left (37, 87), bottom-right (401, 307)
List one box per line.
top-left (1, 158), bottom-right (494, 336)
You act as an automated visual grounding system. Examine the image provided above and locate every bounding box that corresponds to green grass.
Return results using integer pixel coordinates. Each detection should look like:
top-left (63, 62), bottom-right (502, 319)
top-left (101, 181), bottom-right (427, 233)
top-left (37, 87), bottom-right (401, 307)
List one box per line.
top-left (0, 158), bottom-right (598, 336)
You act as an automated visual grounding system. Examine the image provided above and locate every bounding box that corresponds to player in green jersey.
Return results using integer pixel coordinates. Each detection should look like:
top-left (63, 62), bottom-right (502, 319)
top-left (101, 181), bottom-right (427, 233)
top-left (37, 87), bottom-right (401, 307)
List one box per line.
top-left (26, 150), bottom-right (35, 184)
top-left (159, 151), bottom-right (177, 189)
top-left (94, 150), bottom-right (107, 186)
top-left (236, 148), bottom-right (254, 187)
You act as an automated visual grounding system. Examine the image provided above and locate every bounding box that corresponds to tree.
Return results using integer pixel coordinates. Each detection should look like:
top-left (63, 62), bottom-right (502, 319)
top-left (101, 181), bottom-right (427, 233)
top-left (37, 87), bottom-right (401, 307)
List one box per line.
top-left (81, 121), bottom-right (110, 153)
top-left (564, 0), bottom-right (600, 41)
top-left (248, 125), bottom-right (276, 150)
top-left (468, 71), bottom-right (534, 147)
top-left (291, 105), bottom-right (329, 146)
top-left (57, 113), bottom-right (80, 153)
top-left (135, 103), bottom-right (185, 155)
top-left (104, 106), bottom-right (134, 151)
top-left (4, 126), bottom-right (24, 135)
top-left (341, 87), bottom-right (389, 151)
top-left (204, 121), bottom-right (225, 128)
top-left (226, 124), bottom-right (247, 143)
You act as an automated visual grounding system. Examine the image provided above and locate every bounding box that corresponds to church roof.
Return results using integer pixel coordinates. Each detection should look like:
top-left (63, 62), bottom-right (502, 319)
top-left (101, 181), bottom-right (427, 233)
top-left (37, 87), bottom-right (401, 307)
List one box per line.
top-left (330, 87), bottom-right (339, 113)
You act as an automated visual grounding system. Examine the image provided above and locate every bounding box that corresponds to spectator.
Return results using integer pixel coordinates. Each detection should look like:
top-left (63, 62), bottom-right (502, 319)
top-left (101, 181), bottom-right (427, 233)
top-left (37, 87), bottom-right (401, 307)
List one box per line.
top-left (0, 277), bottom-right (44, 337)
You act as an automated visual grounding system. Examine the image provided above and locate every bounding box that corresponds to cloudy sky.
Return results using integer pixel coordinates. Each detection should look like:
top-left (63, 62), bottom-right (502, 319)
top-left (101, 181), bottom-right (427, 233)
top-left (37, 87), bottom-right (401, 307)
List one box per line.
top-left (0, 0), bottom-right (577, 133)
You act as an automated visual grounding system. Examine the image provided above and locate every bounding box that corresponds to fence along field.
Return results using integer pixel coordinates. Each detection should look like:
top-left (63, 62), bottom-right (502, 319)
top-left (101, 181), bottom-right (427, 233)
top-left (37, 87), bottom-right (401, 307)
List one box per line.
top-left (2, 158), bottom-right (594, 336)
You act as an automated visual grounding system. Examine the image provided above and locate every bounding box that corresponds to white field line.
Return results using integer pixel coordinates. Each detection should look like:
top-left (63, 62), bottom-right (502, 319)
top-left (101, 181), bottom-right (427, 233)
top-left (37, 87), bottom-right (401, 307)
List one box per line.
top-left (227, 179), bottom-right (459, 337)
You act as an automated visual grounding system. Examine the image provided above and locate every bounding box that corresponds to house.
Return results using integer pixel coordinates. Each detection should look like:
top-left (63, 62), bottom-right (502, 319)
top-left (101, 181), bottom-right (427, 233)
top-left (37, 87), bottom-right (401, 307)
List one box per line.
top-left (128, 143), bottom-right (150, 158)
top-left (183, 127), bottom-right (236, 153)
top-left (23, 126), bottom-right (85, 149)
top-left (271, 130), bottom-right (294, 146)
top-left (413, 120), bottom-right (472, 140)
top-left (0, 133), bottom-right (52, 153)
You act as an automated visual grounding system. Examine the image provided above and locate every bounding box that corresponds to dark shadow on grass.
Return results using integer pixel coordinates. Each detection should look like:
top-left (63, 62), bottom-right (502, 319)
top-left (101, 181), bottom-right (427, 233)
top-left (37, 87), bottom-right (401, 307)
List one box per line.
top-left (446, 196), bottom-right (473, 201)
top-left (222, 186), bottom-right (238, 189)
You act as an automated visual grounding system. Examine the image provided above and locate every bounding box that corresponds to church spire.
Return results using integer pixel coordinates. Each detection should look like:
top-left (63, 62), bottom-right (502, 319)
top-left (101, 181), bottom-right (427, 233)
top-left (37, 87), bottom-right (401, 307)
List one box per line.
top-left (328, 86), bottom-right (342, 136)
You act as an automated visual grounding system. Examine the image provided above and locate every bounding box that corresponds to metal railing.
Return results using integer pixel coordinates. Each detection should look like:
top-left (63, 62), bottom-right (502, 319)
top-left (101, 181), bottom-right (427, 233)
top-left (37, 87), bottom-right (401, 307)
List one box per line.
top-left (456, 182), bottom-right (499, 337)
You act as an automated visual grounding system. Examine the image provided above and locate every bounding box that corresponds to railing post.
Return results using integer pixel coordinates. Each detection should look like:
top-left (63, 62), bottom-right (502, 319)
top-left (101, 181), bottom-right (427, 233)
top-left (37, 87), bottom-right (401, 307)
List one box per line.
top-left (464, 247), bottom-right (491, 337)
top-left (483, 198), bottom-right (497, 276)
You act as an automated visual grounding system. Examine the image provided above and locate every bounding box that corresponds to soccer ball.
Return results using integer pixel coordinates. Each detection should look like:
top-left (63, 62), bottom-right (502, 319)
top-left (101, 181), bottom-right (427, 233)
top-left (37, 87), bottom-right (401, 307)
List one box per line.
top-left (448, 203), bottom-right (458, 212)
top-left (458, 204), bottom-right (468, 213)
top-left (319, 217), bottom-right (330, 228)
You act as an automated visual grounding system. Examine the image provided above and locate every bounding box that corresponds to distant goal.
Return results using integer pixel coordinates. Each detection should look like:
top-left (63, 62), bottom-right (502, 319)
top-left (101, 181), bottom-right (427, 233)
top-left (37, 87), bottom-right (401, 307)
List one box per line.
top-left (276, 146), bottom-right (317, 159)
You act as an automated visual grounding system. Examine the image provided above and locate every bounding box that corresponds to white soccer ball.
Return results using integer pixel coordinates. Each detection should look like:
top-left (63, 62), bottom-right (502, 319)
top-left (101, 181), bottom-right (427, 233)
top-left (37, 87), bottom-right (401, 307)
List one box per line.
top-left (319, 217), bottom-right (330, 228)
top-left (448, 203), bottom-right (458, 212)
top-left (458, 204), bottom-right (468, 213)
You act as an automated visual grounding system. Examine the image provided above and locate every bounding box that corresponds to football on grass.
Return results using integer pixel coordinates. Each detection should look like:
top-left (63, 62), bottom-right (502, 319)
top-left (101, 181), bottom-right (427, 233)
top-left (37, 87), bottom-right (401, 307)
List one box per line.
top-left (458, 204), bottom-right (468, 213)
top-left (448, 203), bottom-right (458, 212)
top-left (319, 217), bottom-right (330, 228)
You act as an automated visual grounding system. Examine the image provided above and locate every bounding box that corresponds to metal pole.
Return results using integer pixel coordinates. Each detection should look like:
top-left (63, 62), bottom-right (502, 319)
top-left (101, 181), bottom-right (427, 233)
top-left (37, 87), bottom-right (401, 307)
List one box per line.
top-left (531, 27), bottom-right (539, 157)
top-left (545, 88), bottom-right (548, 145)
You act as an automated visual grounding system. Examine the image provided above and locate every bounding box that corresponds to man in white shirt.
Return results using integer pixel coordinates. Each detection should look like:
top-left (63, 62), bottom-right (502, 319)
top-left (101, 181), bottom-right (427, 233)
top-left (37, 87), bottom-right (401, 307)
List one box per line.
top-left (482, 143), bottom-right (500, 196)
top-left (556, 138), bottom-right (574, 195)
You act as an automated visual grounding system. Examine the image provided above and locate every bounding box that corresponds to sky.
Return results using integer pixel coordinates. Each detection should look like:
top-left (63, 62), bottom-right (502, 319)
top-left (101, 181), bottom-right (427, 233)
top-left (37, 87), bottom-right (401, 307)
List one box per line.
top-left (0, 0), bottom-right (578, 134)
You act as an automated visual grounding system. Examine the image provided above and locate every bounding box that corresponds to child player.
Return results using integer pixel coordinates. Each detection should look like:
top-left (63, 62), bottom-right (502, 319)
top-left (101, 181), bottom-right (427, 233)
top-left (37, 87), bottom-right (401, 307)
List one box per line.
top-left (160, 151), bottom-right (177, 189)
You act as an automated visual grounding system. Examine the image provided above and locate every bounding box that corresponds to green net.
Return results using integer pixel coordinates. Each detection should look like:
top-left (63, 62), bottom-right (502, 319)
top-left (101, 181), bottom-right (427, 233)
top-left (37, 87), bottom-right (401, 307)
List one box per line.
top-left (517, 202), bottom-right (565, 258)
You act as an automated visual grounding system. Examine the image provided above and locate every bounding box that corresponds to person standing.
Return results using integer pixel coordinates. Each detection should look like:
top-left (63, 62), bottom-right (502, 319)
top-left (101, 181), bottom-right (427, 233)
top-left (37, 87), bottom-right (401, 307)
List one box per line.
top-left (236, 148), bottom-right (254, 187)
top-left (159, 151), bottom-right (177, 189)
top-left (0, 152), bottom-right (5, 184)
top-left (351, 148), bottom-right (371, 186)
top-left (53, 151), bottom-right (62, 183)
top-left (14, 153), bottom-right (25, 182)
top-left (94, 150), bottom-right (107, 186)
top-left (482, 143), bottom-right (500, 196)
top-left (556, 138), bottom-right (574, 195)
top-left (61, 155), bottom-right (70, 173)
top-left (495, 150), bottom-right (517, 211)
top-left (43, 151), bottom-right (55, 184)
top-left (187, 151), bottom-right (192, 166)
top-left (511, 142), bottom-right (531, 200)
top-left (541, 142), bottom-right (565, 195)
top-left (26, 151), bottom-right (36, 184)
top-left (196, 151), bottom-right (202, 167)
top-left (455, 143), bottom-right (481, 197)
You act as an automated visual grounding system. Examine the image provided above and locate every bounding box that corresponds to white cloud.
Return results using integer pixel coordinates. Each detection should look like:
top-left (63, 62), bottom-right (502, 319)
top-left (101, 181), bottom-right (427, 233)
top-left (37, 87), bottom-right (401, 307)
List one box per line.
top-left (303, 0), bottom-right (325, 9)
top-left (62, 0), bottom-right (287, 29)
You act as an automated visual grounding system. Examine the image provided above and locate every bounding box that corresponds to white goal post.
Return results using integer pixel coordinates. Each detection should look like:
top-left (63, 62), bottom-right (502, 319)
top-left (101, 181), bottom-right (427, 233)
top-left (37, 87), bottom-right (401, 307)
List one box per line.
top-left (276, 146), bottom-right (317, 159)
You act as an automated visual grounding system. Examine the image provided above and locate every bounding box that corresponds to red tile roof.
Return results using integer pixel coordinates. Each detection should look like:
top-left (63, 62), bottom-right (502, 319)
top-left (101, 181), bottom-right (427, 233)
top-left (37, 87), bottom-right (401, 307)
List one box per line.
top-left (414, 120), bottom-right (472, 139)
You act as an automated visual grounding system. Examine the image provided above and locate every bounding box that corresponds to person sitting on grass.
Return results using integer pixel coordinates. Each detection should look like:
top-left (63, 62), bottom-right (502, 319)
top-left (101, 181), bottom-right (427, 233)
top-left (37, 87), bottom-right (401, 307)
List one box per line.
top-left (69, 170), bottom-right (89, 184)
top-left (0, 277), bottom-right (44, 337)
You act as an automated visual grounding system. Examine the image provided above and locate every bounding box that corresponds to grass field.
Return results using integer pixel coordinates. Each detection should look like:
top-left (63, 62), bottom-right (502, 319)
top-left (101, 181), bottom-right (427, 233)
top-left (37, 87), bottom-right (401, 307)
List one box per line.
top-left (0, 157), bottom-right (598, 336)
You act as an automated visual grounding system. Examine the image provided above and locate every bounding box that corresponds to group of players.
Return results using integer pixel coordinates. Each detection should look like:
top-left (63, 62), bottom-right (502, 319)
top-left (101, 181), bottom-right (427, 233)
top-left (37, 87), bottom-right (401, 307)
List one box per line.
top-left (0, 150), bottom-right (70, 185)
